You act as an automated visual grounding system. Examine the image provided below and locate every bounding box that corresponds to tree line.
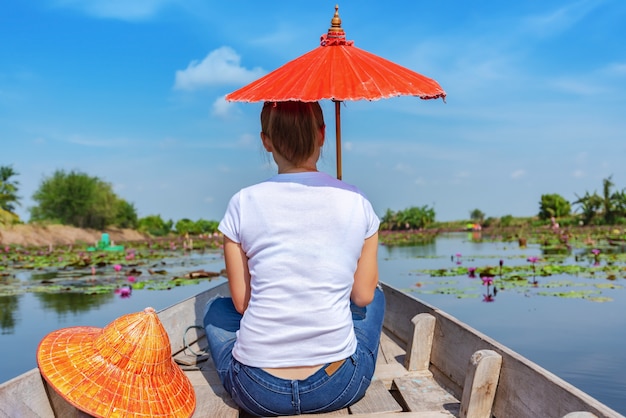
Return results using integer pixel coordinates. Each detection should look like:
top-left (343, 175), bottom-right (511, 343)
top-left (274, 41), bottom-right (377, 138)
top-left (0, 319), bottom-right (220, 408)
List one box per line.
top-left (0, 166), bottom-right (218, 236)
top-left (379, 176), bottom-right (626, 230)
top-left (3, 165), bottom-right (625, 234)
top-left (538, 176), bottom-right (626, 226)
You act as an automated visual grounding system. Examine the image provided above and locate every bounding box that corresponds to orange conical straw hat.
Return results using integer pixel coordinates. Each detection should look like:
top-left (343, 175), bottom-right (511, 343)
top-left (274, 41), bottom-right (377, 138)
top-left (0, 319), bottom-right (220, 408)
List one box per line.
top-left (37, 307), bottom-right (196, 418)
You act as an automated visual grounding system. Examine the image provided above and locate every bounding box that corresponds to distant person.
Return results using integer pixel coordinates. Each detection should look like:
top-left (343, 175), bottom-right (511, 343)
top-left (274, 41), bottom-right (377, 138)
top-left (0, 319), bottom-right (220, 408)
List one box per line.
top-left (203, 101), bottom-right (384, 416)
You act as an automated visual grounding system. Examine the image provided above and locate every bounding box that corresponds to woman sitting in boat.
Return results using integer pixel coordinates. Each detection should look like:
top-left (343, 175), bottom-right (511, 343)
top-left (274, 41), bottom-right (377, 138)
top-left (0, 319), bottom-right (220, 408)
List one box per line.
top-left (203, 101), bottom-right (384, 416)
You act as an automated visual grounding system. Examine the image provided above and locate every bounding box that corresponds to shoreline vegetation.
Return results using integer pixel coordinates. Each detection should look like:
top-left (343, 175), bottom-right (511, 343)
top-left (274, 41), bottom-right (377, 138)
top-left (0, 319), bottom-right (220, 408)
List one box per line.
top-left (1, 216), bottom-right (625, 250)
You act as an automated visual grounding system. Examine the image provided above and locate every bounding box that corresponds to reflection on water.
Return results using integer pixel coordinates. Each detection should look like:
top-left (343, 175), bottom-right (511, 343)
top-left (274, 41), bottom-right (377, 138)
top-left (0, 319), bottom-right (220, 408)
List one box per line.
top-left (35, 292), bottom-right (114, 317)
top-left (0, 295), bottom-right (20, 334)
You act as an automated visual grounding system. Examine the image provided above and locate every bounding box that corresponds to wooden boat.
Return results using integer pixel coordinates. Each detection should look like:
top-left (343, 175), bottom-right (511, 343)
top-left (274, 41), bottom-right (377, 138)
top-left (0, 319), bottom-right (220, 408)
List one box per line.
top-left (0, 282), bottom-right (623, 418)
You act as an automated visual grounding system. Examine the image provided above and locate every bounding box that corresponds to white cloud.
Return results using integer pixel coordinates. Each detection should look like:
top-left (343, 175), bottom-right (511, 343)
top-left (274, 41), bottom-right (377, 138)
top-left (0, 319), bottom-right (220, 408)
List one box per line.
top-left (511, 169), bottom-right (526, 179)
top-left (394, 163), bottom-right (413, 175)
top-left (174, 47), bottom-right (265, 91)
top-left (572, 170), bottom-right (586, 178)
top-left (603, 62), bottom-right (626, 77)
top-left (64, 135), bottom-right (131, 147)
top-left (551, 77), bottom-right (605, 96)
top-left (52, 0), bottom-right (174, 20)
top-left (521, 0), bottom-right (600, 38)
top-left (211, 96), bottom-right (234, 117)
top-left (238, 133), bottom-right (256, 146)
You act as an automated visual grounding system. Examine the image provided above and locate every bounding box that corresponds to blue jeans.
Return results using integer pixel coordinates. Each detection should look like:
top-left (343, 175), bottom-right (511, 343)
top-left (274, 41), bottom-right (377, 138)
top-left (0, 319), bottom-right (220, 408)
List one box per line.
top-left (203, 287), bottom-right (385, 416)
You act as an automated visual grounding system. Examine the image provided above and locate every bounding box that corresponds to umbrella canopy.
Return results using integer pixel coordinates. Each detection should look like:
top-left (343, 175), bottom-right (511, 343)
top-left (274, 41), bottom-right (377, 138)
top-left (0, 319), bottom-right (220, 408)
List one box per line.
top-left (226, 5), bottom-right (446, 179)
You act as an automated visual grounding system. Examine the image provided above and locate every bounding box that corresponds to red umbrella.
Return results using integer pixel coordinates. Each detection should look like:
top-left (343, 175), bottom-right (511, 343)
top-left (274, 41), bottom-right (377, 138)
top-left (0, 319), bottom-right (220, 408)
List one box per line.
top-left (226, 5), bottom-right (446, 179)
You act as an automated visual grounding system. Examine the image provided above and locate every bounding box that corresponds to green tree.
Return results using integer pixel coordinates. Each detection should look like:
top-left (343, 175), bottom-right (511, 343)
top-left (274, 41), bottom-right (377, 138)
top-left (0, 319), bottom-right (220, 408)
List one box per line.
top-left (138, 215), bottom-right (173, 237)
top-left (538, 194), bottom-right (571, 220)
top-left (194, 219), bottom-right (219, 234)
top-left (175, 218), bottom-right (219, 235)
top-left (500, 214), bottom-right (514, 227)
top-left (113, 199), bottom-right (138, 229)
top-left (380, 205), bottom-right (435, 230)
top-left (175, 218), bottom-right (197, 235)
top-left (469, 209), bottom-right (485, 223)
top-left (0, 165), bottom-right (20, 214)
top-left (30, 170), bottom-right (127, 229)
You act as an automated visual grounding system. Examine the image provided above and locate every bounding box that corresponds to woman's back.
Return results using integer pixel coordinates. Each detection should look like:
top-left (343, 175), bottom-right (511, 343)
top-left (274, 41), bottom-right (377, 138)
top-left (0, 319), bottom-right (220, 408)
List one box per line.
top-left (219, 171), bottom-right (379, 367)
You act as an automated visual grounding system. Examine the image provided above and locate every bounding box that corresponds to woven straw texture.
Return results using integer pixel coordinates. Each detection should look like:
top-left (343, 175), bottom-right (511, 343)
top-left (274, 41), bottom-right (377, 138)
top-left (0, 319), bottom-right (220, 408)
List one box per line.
top-left (37, 307), bottom-right (196, 418)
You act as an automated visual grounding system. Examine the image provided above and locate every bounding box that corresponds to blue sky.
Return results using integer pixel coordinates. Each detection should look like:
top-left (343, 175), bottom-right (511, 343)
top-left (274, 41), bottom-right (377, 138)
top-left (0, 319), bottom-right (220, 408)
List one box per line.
top-left (2, 1), bottom-right (625, 224)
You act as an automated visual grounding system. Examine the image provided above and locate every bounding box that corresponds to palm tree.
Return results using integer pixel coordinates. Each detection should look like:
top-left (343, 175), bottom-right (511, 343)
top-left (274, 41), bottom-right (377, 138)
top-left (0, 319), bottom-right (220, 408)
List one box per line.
top-left (602, 176), bottom-right (615, 224)
top-left (611, 188), bottom-right (626, 221)
top-left (574, 191), bottom-right (603, 225)
top-left (0, 165), bottom-right (20, 213)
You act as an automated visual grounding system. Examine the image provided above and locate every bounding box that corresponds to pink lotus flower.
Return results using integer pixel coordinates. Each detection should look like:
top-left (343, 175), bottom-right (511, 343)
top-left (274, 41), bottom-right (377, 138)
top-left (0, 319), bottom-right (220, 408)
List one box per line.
top-left (127, 276), bottom-right (136, 283)
top-left (527, 256), bottom-right (539, 264)
top-left (481, 276), bottom-right (494, 286)
top-left (115, 286), bottom-right (132, 298)
top-left (113, 264), bottom-right (122, 272)
top-left (467, 267), bottom-right (476, 278)
top-left (591, 248), bottom-right (600, 255)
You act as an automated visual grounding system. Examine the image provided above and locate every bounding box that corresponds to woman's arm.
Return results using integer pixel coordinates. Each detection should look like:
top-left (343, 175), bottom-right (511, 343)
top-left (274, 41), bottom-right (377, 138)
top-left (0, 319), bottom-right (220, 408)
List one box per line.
top-left (223, 236), bottom-right (251, 314)
top-left (351, 232), bottom-right (379, 307)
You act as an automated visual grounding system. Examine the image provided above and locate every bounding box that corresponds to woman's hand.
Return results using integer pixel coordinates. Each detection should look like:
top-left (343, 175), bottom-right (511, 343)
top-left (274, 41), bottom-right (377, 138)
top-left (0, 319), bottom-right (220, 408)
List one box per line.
top-left (351, 232), bottom-right (379, 307)
top-left (223, 236), bottom-right (251, 313)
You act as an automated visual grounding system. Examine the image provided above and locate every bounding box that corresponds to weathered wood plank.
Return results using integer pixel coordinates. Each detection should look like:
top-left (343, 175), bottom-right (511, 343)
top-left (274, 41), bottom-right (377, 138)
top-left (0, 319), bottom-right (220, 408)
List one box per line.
top-left (374, 362), bottom-right (411, 389)
top-left (492, 355), bottom-right (622, 418)
top-left (186, 369), bottom-right (239, 418)
top-left (405, 313), bottom-right (436, 373)
top-left (379, 326), bottom-right (407, 364)
top-left (394, 375), bottom-right (460, 416)
top-left (349, 379), bottom-right (403, 415)
top-left (459, 350), bottom-right (501, 418)
top-left (0, 369), bottom-right (55, 418)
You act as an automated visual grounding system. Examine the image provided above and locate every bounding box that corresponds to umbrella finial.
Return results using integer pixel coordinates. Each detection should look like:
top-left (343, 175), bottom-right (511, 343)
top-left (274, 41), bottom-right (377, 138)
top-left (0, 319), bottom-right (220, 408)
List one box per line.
top-left (329, 5), bottom-right (342, 33)
top-left (322, 5), bottom-right (353, 46)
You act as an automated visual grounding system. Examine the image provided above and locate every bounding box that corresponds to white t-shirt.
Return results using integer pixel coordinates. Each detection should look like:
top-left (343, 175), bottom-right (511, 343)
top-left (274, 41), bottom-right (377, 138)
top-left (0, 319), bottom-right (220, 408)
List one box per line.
top-left (218, 171), bottom-right (380, 368)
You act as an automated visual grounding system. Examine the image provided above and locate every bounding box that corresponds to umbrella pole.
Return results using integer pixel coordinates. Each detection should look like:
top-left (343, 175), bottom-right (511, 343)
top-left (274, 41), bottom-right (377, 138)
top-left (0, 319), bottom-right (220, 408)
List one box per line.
top-left (334, 100), bottom-right (342, 180)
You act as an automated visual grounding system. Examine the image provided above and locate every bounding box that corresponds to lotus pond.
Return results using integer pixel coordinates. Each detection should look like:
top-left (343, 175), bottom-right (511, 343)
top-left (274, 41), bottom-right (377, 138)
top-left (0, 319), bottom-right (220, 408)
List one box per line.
top-left (1, 231), bottom-right (625, 414)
